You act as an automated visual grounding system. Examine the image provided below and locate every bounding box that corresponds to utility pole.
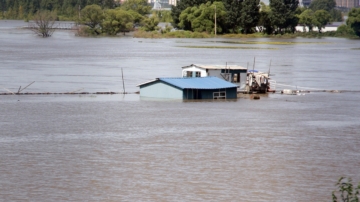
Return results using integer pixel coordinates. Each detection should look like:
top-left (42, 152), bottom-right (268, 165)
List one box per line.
top-left (214, 5), bottom-right (217, 37)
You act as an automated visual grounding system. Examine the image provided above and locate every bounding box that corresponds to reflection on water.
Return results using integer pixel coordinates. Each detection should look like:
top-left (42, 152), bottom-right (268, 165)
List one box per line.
top-left (1, 20), bottom-right (360, 201)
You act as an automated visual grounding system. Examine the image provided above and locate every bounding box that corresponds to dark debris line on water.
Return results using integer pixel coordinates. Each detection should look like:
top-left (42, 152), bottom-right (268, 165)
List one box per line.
top-left (1, 90), bottom-right (360, 96)
top-left (0, 92), bottom-right (138, 95)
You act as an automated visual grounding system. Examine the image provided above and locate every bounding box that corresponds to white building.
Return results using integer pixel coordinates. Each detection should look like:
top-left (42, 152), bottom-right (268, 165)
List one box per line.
top-left (181, 64), bottom-right (248, 90)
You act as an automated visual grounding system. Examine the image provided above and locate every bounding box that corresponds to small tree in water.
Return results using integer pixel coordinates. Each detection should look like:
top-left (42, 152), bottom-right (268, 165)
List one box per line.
top-left (332, 177), bottom-right (360, 202)
top-left (32, 11), bottom-right (56, 37)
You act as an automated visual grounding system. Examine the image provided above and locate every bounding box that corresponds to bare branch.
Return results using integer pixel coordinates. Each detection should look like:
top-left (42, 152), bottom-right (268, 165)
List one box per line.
top-left (31, 10), bottom-right (56, 37)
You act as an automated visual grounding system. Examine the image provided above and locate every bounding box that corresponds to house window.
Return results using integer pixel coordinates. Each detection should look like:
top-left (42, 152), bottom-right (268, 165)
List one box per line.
top-left (185, 71), bottom-right (201, 77)
top-left (233, 74), bottom-right (238, 82)
top-left (213, 91), bottom-right (226, 99)
top-left (186, 71), bottom-right (192, 77)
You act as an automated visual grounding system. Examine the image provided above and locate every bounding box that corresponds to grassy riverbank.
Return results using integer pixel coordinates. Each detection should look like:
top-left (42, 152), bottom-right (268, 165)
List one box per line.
top-left (133, 30), bottom-right (359, 39)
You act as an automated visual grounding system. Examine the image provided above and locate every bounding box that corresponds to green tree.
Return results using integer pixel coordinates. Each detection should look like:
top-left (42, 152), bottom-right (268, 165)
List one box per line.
top-left (314, 9), bottom-right (331, 32)
top-left (127, 9), bottom-right (145, 25)
top-left (336, 24), bottom-right (355, 36)
top-left (222, 0), bottom-right (242, 33)
top-left (329, 9), bottom-right (342, 22)
top-left (86, 0), bottom-right (114, 8)
top-left (79, 4), bottom-right (104, 34)
top-left (0, 0), bottom-right (6, 18)
top-left (309, 0), bottom-right (342, 22)
top-left (142, 15), bottom-right (160, 31)
top-left (178, 1), bottom-right (226, 34)
top-left (0, 0), bottom-right (118, 20)
top-left (153, 10), bottom-right (173, 23)
top-left (102, 9), bottom-right (134, 35)
top-left (258, 2), bottom-right (273, 34)
top-left (270, 0), bottom-right (299, 34)
top-left (332, 177), bottom-right (360, 202)
top-left (309, 0), bottom-right (335, 12)
top-left (171, 0), bottom-right (210, 29)
top-left (102, 0), bottom-right (116, 8)
top-left (240, 0), bottom-right (260, 34)
top-left (121, 0), bottom-right (151, 15)
top-left (298, 9), bottom-right (315, 32)
top-left (347, 7), bottom-right (360, 37)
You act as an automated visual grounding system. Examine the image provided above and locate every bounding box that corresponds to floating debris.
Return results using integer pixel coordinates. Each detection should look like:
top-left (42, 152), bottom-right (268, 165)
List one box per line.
top-left (281, 89), bottom-right (310, 95)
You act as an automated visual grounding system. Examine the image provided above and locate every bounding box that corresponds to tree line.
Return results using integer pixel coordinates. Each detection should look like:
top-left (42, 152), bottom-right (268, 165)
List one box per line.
top-left (171, 0), bottom-right (347, 35)
top-left (0, 0), bottom-right (116, 20)
top-left (0, 0), bottom-right (169, 37)
top-left (171, 0), bottom-right (360, 36)
top-left (1, 0), bottom-right (359, 37)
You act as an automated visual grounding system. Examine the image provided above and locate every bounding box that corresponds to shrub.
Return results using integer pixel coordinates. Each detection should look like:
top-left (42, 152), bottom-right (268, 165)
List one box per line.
top-left (332, 177), bottom-right (360, 202)
top-left (336, 24), bottom-right (356, 37)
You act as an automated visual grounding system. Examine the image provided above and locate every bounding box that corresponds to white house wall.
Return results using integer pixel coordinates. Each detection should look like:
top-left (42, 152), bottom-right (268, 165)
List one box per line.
top-left (182, 65), bottom-right (246, 90)
top-left (140, 82), bottom-right (183, 99)
top-left (182, 66), bottom-right (207, 77)
top-left (207, 69), bottom-right (221, 78)
top-left (239, 73), bottom-right (247, 89)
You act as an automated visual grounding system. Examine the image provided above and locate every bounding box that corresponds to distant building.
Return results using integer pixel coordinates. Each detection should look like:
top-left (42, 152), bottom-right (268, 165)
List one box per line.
top-left (296, 0), bottom-right (359, 8)
top-left (336, 0), bottom-right (359, 8)
top-left (148, 0), bottom-right (176, 7)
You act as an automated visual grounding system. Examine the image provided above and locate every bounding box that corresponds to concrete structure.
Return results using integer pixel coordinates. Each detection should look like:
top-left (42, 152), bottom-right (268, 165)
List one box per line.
top-left (181, 64), bottom-right (248, 90)
top-left (138, 77), bottom-right (238, 100)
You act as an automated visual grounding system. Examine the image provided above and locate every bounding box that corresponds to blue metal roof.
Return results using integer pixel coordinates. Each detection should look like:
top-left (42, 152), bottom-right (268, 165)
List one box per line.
top-left (158, 77), bottom-right (238, 90)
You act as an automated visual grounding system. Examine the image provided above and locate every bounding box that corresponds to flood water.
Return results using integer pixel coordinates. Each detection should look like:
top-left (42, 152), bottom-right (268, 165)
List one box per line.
top-left (1, 20), bottom-right (360, 201)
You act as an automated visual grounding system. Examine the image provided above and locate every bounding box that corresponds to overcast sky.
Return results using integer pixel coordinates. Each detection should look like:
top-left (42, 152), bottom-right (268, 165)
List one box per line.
top-left (261, 0), bottom-right (269, 4)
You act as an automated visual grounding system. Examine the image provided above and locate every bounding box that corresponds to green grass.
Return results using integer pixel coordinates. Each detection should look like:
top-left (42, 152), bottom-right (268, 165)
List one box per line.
top-left (123, 29), bottom-right (360, 39)
top-left (133, 30), bottom-right (212, 38)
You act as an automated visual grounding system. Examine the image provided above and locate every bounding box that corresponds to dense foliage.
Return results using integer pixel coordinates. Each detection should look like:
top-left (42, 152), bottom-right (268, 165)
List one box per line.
top-left (178, 1), bottom-right (226, 33)
top-left (172, 0), bottom-right (303, 35)
top-left (77, 2), bottom-right (153, 36)
top-left (313, 9), bottom-right (331, 32)
top-left (169, 0), bottom-right (352, 36)
top-left (269, 0), bottom-right (299, 34)
top-left (309, 0), bottom-right (342, 21)
top-left (1, 0), bottom-right (355, 38)
top-left (0, 0), bottom-right (116, 20)
top-left (347, 7), bottom-right (360, 37)
top-left (102, 9), bottom-right (134, 35)
top-left (170, 0), bottom-right (210, 30)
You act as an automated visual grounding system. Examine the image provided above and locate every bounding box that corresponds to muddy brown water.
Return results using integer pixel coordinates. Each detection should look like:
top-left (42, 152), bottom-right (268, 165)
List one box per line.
top-left (0, 20), bottom-right (360, 201)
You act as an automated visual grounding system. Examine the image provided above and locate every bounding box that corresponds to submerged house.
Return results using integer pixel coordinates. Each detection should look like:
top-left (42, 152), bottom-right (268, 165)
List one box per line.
top-left (138, 77), bottom-right (238, 100)
top-left (181, 64), bottom-right (248, 90)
